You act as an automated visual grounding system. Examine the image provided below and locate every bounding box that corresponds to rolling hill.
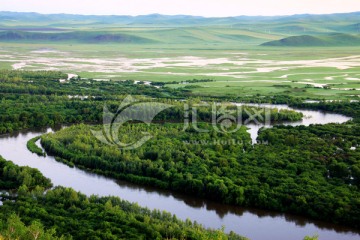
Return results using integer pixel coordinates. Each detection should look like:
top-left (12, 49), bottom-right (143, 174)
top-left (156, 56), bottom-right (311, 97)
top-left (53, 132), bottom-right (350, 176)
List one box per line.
top-left (1, 11), bottom-right (360, 29)
top-left (1, 11), bottom-right (360, 45)
top-left (261, 33), bottom-right (360, 47)
top-left (0, 31), bottom-right (155, 43)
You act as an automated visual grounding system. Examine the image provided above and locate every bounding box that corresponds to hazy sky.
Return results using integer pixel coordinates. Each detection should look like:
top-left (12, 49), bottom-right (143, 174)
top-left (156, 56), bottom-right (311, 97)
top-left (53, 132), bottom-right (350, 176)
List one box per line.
top-left (1, 0), bottom-right (360, 17)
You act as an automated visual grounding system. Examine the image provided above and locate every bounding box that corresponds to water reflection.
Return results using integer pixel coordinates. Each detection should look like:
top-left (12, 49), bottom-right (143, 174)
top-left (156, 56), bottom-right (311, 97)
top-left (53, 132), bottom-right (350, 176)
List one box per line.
top-left (235, 103), bottom-right (352, 143)
top-left (0, 106), bottom-right (358, 240)
top-left (124, 175), bottom-right (359, 234)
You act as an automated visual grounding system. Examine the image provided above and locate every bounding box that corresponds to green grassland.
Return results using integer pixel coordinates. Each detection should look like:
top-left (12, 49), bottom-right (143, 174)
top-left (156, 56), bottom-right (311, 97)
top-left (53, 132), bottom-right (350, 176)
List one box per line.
top-left (0, 11), bottom-right (359, 100)
top-left (262, 33), bottom-right (360, 46)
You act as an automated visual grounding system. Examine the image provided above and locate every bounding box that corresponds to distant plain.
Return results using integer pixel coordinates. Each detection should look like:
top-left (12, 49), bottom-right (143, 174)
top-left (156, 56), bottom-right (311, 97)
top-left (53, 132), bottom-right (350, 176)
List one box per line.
top-left (0, 11), bottom-right (360, 100)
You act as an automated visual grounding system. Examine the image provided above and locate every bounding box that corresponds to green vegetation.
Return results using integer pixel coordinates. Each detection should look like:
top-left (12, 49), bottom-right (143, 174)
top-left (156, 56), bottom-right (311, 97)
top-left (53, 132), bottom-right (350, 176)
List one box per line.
top-left (0, 70), bottom-right (304, 134)
top-left (41, 121), bottom-right (360, 228)
top-left (1, 10), bottom-right (360, 238)
top-left (292, 101), bottom-right (360, 122)
top-left (0, 155), bottom-right (51, 191)
top-left (303, 235), bottom-right (319, 240)
top-left (0, 31), bottom-right (155, 44)
top-left (0, 70), bottom-right (176, 134)
top-left (1, 186), bottom-right (245, 240)
top-left (1, 12), bottom-right (360, 100)
top-left (0, 213), bottom-right (68, 240)
top-left (262, 33), bottom-right (360, 47)
top-left (0, 155), bottom-right (245, 239)
top-left (2, 45), bottom-right (359, 100)
top-left (0, 70), bottom-right (170, 97)
top-left (27, 136), bottom-right (46, 157)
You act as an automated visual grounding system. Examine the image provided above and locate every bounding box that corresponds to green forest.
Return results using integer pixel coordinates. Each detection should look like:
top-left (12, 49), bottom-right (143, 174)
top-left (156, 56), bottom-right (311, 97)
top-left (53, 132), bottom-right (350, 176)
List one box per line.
top-left (0, 70), bottom-right (303, 134)
top-left (40, 122), bottom-right (360, 228)
top-left (2, 4), bottom-right (360, 239)
top-left (0, 155), bottom-right (245, 239)
top-left (0, 69), bottom-right (359, 239)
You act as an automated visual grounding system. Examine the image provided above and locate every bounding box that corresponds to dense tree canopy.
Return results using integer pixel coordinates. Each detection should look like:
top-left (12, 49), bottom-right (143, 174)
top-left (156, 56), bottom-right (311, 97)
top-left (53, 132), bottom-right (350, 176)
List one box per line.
top-left (1, 69), bottom-right (360, 238)
top-left (41, 122), bottom-right (360, 228)
top-left (0, 70), bottom-right (303, 134)
top-left (0, 156), bottom-right (245, 240)
top-left (0, 156), bottom-right (52, 191)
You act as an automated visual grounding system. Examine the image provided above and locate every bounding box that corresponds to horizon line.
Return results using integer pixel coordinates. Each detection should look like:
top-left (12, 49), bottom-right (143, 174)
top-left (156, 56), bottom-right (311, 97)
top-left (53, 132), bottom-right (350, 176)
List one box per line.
top-left (1, 10), bottom-right (360, 18)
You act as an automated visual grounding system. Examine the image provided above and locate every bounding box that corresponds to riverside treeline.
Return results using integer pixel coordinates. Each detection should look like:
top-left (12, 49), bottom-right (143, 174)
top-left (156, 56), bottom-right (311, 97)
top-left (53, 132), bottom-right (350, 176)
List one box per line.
top-left (41, 122), bottom-right (360, 228)
top-left (0, 156), bottom-right (245, 239)
top-left (1, 69), bottom-right (360, 238)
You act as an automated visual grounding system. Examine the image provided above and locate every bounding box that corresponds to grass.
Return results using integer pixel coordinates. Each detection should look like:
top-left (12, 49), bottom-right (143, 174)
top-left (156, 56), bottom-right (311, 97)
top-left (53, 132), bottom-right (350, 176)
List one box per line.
top-left (262, 33), bottom-right (360, 47)
top-left (0, 61), bottom-right (14, 69)
top-left (1, 14), bottom-right (360, 101)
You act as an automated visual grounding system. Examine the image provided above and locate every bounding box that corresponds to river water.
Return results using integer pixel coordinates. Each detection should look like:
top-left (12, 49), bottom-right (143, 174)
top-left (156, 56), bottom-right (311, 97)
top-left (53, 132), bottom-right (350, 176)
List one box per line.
top-left (235, 103), bottom-right (352, 143)
top-left (0, 105), bottom-right (358, 240)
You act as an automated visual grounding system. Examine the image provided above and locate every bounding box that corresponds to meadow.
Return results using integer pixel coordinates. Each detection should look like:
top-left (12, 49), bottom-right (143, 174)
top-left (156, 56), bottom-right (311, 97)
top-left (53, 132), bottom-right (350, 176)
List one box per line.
top-left (1, 41), bottom-right (360, 100)
top-left (0, 11), bottom-right (359, 100)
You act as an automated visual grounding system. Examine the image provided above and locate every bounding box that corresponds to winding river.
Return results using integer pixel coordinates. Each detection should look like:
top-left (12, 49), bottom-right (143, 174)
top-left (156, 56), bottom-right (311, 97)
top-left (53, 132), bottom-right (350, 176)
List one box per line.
top-left (0, 105), bottom-right (359, 240)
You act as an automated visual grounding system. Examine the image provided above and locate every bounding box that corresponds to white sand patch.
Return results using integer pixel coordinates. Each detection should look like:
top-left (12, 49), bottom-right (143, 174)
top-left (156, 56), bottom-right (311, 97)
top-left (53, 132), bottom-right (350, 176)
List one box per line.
top-left (5, 52), bottom-right (360, 80)
top-left (31, 49), bottom-right (62, 54)
top-left (345, 78), bottom-right (360, 81)
top-left (249, 56), bottom-right (360, 70)
top-left (0, 54), bottom-right (15, 59)
top-left (325, 76), bottom-right (334, 80)
top-left (93, 79), bottom-right (110, 82)
top-left (12, 62), bottom-right (27, 70)
top-left (332, 88), bottom-right (360, 90)
top-left (275, 72), bottom-right (358, 78)
top-left (68, 95), bottom-right (92, 100)
top-left (296, 82), bottom-right (328, 88)
top-left (67, 74), bottom-right (78, 80)
top-left (1, 55), bottom-right (247, 73)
